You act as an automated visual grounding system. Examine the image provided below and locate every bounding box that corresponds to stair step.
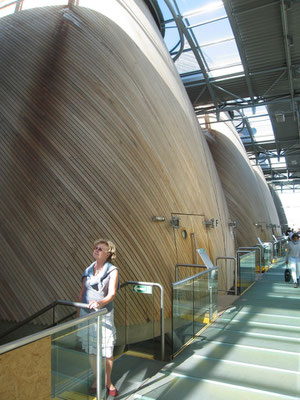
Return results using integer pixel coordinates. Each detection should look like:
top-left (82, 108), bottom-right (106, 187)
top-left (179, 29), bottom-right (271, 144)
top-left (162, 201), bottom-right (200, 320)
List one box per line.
top-left (220, 310), bottom-right (300, 327)
top-left (211, 319), bottom-right (300, 339)
top-left (160, 354), bottom-right (299, 397)
top-left (132, 371), bottom-right (299, 400)
top-left (201, 327), bottom-right (300, 353)
top-left (234, 304), bottom-right (300, 317)
top-left (181, 339), bottom-right (300, 371)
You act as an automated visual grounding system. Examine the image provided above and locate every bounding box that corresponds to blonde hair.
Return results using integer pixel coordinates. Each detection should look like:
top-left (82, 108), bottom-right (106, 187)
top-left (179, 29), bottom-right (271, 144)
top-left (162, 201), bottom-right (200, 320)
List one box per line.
top-left (93, 238), bottom-right (116, 262)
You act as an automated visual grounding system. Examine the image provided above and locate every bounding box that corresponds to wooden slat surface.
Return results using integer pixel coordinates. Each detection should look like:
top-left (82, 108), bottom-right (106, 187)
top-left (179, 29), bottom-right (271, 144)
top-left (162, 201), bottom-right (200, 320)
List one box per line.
top-left (206, 115), bottom-right (281, 248)
top-left (0, 1), bottom-right (234, 330)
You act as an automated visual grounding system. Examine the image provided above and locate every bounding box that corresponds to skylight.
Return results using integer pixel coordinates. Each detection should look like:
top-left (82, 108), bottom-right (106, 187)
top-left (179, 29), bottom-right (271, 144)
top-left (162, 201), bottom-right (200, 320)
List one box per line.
top-left (0, 0), bottom-right (66, 18)
top-left (157, 0), bottom-right (244, 79)
top-left (237, 106), bottom-right (275, 143)
top-left (0, 1), bottom-right (17, 17)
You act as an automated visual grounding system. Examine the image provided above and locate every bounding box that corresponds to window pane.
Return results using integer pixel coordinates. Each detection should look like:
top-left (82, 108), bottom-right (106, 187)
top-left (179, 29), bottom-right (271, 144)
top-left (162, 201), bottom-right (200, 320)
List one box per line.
top-left (193, 18), bottom-right (234, 47)
top-left (202, 39), bottom-right (241, 69)
top-left (0, 2), bottom-right (15, 18)
top-left (175, 49), bottom-right (200, 74)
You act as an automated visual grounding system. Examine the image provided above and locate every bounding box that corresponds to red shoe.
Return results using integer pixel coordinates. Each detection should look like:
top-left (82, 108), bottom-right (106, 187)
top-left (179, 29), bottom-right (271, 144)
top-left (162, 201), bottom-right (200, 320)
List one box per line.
top-left (88, 386), bottom-right (96, 395)
top-left (107, 386), bottom-right (118, 397)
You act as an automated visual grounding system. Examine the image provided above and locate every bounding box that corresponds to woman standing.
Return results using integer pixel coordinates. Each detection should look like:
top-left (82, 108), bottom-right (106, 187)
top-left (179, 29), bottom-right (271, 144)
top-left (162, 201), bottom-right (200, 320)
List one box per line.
top-left (78, 239), bottom-right (119, 396)
top-left (286, 233), bottom-right (300, 288)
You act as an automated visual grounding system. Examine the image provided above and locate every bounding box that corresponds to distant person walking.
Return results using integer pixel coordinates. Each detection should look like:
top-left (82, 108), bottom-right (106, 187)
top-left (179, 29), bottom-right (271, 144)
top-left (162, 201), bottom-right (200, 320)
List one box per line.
top-left (286, 233), bottom-right (300, 288)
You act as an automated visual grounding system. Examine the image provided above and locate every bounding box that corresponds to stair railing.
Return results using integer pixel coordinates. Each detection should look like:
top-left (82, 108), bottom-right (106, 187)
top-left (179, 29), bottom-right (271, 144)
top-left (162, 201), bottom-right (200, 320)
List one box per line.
top-left (0, 306), bottom-right (107, 400)
top-left (0, 300), bottom-right (89, 343)
top-left (120, 281), bottom-right (165, 360)
top-left (175, 263), bottom-right (208, 282)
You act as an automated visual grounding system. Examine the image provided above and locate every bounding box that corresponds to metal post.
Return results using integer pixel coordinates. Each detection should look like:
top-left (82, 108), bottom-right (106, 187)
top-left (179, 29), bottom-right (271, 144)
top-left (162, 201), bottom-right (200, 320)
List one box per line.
top-left (192, 278), bottom-right (195, 335)
top-left (97, 315), bottom-right (103, 400)
top-left (125, 288), bottom-right (128, 349)
top-left (279, 239), bottom-right (282, 257)
top-left (160, 286), bottom-right (165, 361)
top-left (209, 283), bottom-right (213, 322)
top-left (53, 306), bottom-right (56, 326)
top-left (215, 256), bottom-right (237, 295)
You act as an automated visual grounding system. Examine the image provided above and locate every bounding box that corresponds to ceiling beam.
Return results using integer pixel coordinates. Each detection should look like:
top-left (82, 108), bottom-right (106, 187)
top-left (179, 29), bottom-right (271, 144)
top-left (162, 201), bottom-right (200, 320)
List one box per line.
top-left (195, 96), bottom-right (300, 115)
top-left (223, 0), bottom-right (256, 106)
top-left (164, 0), bottom-right (220, 113)
top-left (279, 0), bottom-right (300, 139)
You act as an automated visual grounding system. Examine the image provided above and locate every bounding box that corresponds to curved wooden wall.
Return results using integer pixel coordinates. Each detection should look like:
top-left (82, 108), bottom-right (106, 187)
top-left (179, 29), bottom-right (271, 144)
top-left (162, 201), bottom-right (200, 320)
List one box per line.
top-left (0, 0), bottom-right (234, 328)
top-left (269, 185), bottom-right (288, 231)
top-left (252, 165), bottom-right (282, 240)
top-left (205, 114), bottom-right (281, 248)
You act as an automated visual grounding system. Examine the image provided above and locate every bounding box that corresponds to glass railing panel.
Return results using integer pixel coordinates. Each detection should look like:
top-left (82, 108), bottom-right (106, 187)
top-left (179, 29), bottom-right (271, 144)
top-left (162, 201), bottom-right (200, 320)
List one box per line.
top-left (239, 251), bottom-right (256, 294)
top-left (51, 314), bottom-right (106, 399)
top-left (172, 280), bottom-right (194, 355)
top-left (280, 238), bottom-right (288, 257)
top-left (193, 274), bottom-right (208, 335)
top-left (263, 244), bottom-right (272, 268)
top-left (209, 268), bottom-right (219, 322)
top-left (172, 268), bottom-right (219, 356)
top-left (273, 243), bottom-right (278, 261)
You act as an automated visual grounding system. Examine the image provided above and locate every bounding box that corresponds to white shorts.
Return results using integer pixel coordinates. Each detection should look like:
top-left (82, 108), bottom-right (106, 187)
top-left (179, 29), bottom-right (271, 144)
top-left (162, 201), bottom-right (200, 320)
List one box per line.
top-left (77, 309), bottom-right (116, 358)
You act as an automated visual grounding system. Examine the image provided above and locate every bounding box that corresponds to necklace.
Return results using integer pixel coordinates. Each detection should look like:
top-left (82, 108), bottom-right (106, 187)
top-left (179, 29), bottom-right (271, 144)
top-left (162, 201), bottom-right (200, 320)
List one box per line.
top-left (94, 264), bottom-right (103, 275)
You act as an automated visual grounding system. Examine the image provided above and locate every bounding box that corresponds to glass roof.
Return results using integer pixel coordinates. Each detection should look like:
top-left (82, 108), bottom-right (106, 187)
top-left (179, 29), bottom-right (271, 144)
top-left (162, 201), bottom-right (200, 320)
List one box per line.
top-left (237, 106), bottom-right (275, 143)
top-left (0, 0), bottom-right (66, 18)
top-left (157, 1), bottom-right (283, 179)
top-left (157, 0), bottom-right (243, 78)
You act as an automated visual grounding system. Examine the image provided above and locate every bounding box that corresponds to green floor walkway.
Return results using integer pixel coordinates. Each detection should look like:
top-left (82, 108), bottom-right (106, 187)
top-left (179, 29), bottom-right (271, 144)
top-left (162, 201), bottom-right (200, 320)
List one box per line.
top-left (127, 258), bottom-right (300, 400)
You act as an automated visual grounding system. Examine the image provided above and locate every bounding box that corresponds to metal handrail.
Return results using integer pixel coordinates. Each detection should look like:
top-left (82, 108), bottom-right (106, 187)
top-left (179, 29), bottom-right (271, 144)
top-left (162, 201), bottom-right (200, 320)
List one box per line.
top-left (0, 307), bottom-right (107, 355)
top-left (215, 256), bottom-right (237, 295)
top-left (120, 281), bottom-right (165, 360)
top-left (239, 246), bottom-right (262, 273)
top-left (172, 266), bottom-right (219, 287)
top-left (0, 300), bottom-right (89, 341)
top-left (175, 263), bottom-right (208, 282)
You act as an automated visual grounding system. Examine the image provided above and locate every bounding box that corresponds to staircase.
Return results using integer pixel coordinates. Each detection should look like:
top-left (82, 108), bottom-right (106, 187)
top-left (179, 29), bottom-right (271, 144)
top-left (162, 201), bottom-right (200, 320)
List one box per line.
top-left (129, 258), bottom-right (300, 400)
